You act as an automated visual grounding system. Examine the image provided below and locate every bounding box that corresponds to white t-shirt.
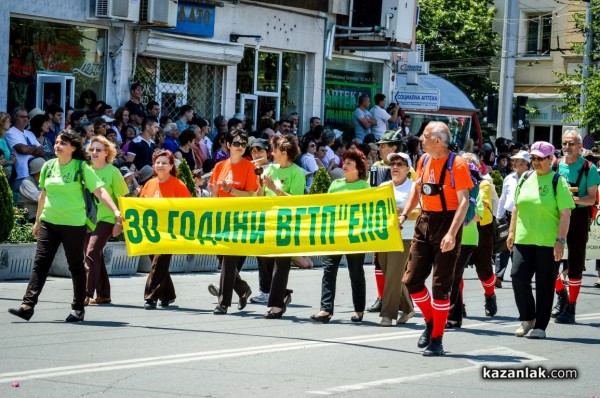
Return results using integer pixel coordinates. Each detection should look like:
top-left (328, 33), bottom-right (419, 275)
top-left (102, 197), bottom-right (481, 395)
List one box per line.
top-left (5, 126), bottom-right (39, 179)
top-left (370, 105), bottom-right (391, 139)
top-left (381, 178), bottom-right (416, 240)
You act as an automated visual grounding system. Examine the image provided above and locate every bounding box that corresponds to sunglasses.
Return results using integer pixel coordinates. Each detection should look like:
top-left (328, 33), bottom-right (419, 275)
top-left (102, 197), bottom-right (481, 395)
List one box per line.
top-left (89, 147), bottom-right (105, 153)
top-left (530, 156), bottom-right (550, 162)
top-left (389, 161), bottom-right (407, 167)
top-left (231, 141), bottom-right (248, 148)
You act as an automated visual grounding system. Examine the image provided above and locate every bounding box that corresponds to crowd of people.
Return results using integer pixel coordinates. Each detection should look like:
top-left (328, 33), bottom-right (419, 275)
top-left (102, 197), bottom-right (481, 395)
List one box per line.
top-left (3, 87), bottom-right (600, 357)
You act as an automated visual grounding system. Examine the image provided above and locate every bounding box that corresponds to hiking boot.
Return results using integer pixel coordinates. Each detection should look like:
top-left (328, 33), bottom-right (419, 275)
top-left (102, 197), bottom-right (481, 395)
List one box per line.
top-left (551, 289), bottom-right (568, 318)
top-left (555, 302), bottom-right (576, 324)
top-left (417, 321), bottom-right (433, 348)
top-left (484, 294), bottom-right (497, 317)
top-left (367, 297), bottom-right (382, 312)
top-left (423, 337), bottom-right (445, 356)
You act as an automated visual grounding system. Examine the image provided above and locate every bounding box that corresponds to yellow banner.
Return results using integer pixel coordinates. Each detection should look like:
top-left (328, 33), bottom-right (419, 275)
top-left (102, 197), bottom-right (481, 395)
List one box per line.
top-left (119, 185), bottom-right (403, 256)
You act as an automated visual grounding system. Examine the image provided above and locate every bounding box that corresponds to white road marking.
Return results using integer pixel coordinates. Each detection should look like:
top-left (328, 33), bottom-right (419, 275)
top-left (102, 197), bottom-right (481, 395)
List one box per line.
top-left (307, 346), bottom-right (548, 395)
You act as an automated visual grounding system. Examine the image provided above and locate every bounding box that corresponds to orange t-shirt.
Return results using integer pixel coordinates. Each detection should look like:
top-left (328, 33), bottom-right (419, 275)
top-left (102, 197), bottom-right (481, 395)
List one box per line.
top-left (209, 158), bottom-right (259, 197)
top-left (416, 153), bottom-right (473, 212)
top-left (140, 176), bottom-right (192, 198)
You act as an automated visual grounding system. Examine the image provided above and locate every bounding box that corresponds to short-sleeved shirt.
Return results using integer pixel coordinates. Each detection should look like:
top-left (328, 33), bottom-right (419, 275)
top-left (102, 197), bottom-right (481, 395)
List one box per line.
top-left (209, 158), bottom-right (259, 197)
top-left (264, 163), bottom-right (306, 196)
top-left (328, 178), bottom-right (370, 193)
top-left (514, 171), bottom-right (575, 247)
top-left (479, 179), bottom-right (493, 226)
top-left (39, 159), bottom-right (104, 226)
top-left (416, 153), bottom-right (473, 212)
top-left (128, 135), bottom-right (156, 171)
top-left (5, 127), bottom-right (38, 179)
top-left (380, 179), bottom-right (417, 240)
top-left (352, 108), bottom-right (372, 142)
top-left (462, 191), bottom-right (485, 246)
top-left (93, 164), bottom-right (129, 224)
top-left (370, 105), bottom-right (390, 139)
top-left (557, 157), bottom-right (600, 208)
top-left (124, 100), bottom-right (146, 118)
top-left (140, 176), bottom-right (192, 198)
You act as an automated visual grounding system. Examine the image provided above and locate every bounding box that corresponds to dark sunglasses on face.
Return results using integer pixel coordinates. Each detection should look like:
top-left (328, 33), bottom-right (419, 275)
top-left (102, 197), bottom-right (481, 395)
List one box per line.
top-left (231, 141), bottom-right (248, 148)
top-left (530, 156), bottom-right (549, 162)
top-left (389, 161), bottom-right (407, 168)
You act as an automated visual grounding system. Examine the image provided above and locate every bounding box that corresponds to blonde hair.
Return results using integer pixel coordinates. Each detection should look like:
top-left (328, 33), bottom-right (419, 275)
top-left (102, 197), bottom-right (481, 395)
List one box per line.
top-left (0, 112), bottom-right (10, 134)
top-left (89, 135), bottom-right (117, 164)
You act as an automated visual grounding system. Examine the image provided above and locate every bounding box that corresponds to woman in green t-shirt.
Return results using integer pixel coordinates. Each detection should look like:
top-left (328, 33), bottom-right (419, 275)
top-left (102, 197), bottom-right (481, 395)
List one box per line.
top-left (311, 149), bottom-right (370, 324)
top-left (8, 130), bottom-right (123, 323)
top-left (507, 141), bottom-right (574, 339)
top-left (257, 134), bottom-right (306, 319)
top-left (84, 136), bottom-right (129, 306)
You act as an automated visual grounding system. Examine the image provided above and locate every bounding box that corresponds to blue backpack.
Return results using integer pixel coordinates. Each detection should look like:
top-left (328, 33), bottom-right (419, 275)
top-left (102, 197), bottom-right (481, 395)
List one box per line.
top-left (419, 152), bottom-right (480, 226)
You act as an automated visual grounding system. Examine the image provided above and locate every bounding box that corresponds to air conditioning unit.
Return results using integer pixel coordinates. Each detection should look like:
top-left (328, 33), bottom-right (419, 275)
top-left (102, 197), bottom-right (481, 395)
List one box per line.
top-left (351, 0), bottom-right (416, 44)
top-left (140, 0), bottom-right (178, 27)
top-left (95, 0), bottom-right (140, 22)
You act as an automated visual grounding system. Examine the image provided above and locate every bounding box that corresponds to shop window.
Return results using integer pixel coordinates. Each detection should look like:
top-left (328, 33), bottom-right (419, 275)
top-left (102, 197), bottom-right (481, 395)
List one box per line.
top-left (526, 14), bottom-right (552, 57)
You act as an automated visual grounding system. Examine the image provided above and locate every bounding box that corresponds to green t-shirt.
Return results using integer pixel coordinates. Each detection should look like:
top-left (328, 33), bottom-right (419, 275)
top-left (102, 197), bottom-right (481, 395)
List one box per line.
top-left (92, 164), bottom-right (128, 224)
top-left (461, 190), bottom-right (485, 246)
top-left (557, 157), bottom-right (600, 208)
top-left (39, 159), bottom-right (104, 226)
top-left (264, 163), bottom-right (306, 196)
top-left (514, 171), bottom-right (575, 247)
top-left (328, 178), bottom-right (370, 193)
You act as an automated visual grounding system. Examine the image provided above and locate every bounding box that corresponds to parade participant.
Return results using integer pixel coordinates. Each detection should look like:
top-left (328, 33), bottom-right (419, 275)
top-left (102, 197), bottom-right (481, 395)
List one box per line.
top-left (507, 141), bottom-right (574, 339)
top-left (377, 152), bottom-right (416, 327)
top-left (84, 136), bottom-right (129, 305)
top-left (552, 131), bottom-right (600, 324)
top-left (208, 129), bottom-right (258, 314)
top-left (139, 150), bottom-right (192, 310)
top-left (8, 130), bottom-right (122, 322)
top-left (495, 151), bottom-right (531, 287)
top-left (399, 122), bottom-right (473, 356)
top-left (310, 149), bottom-right (370, 324)
top-left (258, 134), bottom-right (306, 318)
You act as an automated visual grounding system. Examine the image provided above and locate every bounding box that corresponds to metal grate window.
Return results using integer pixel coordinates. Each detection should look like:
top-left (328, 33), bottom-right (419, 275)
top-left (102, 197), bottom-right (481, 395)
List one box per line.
top-left (134, 56), bottom-right (224, 122)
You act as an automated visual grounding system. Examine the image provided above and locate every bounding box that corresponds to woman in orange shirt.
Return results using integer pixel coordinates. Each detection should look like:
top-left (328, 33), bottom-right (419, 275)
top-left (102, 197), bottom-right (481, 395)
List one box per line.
top-left (209, 129), bottom-right (258, 315)
top-left (140, 150), bottom-right (192, 310)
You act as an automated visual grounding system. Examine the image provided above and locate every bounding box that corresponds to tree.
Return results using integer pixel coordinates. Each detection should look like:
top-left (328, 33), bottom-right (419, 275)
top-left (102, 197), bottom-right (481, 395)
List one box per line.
top-left (309, 168), bottom-right (331, 194)
top-left (0, 172), bottom-right (15, 242)
top-left (416, 0), bottom-right (501, 108)
top-left (177, 159), bottom-right (197, 197)
top-left (555, 2), bottom-right (600, 137)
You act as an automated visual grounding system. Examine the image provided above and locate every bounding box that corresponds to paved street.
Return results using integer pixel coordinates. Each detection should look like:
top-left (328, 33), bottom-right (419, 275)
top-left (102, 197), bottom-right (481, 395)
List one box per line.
top-left (1, 261), bottom-right (599, 397)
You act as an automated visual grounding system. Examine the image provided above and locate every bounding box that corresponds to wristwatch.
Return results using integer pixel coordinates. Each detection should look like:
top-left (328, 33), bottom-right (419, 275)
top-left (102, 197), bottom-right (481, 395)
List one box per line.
top-left (556, 238), bottom-right (566, 245)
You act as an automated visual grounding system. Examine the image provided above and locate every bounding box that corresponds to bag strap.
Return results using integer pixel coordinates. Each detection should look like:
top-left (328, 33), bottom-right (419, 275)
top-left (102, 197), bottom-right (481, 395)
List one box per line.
top-left (517, 170), bottom-right (534, 192)
top-left (574, 159), bottom-right (591, 189)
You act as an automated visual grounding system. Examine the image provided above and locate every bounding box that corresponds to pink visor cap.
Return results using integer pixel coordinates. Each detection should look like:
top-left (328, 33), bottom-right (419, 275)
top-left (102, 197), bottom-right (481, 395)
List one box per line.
top-left (529, 141), bottom-right (555, 158)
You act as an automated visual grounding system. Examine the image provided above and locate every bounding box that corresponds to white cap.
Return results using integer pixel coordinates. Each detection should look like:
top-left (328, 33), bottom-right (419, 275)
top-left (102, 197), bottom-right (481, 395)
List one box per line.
top-left (101, 115), bottom-right (115, 123)
top-left (510, 150), bottom-right (531, 163)
top-left (387, 152), bottom-right (412, 168)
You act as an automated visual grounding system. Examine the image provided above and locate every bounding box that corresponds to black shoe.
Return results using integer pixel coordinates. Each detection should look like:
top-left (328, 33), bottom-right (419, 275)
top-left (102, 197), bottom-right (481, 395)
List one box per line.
top-left (144, 300), bottom-right (157, 310)
top-left (213, 304), bottom-right (227, 315)
top-left (207, 283), bottom-right (219, 297)
top-left (367, 298), bottom-right (382, 313)
top-left (310, 312), bottom-right (332, 323)
top-left (417, 321), bottom-right (433, 348)
top-left (555, 302), bottom-right (576, 324)
top-left (237, 287), bottom-right (252, 310)
top-left (8, 306), bottom-right (34, 321)
top-left (423, 337), bottom-right (445, 356)
top-left (551, 289), bottom-right (568, 318)
top-left (65, 310), bottom-right (85, 322)
top-left (462, 304), bottom-right (467, 318)
top-left (484, 294), bottom-right (498, 317)
top-left (350, 312), bottom-right (364, 322)
top-left (264, 309), bottom-right (284, 319)
top-left (445, 320), bottom-right (462, 329)
top-left (159, 299), bottom-right (174, 308)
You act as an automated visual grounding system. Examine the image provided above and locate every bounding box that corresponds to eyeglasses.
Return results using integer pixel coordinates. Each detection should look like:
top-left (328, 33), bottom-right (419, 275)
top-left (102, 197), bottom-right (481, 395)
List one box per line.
top-left (88, 147), bottom-right (105, 153)
top-left (389, 161), bottom-right (407, 168)
top-left (309, 144), bottom-right (316, 148)
top-left (231, 141), bottom-right (248, 148)
top-left (530, 156), bottom-right (550, 162)
top-left (561, 142), bottom-right (579, 147)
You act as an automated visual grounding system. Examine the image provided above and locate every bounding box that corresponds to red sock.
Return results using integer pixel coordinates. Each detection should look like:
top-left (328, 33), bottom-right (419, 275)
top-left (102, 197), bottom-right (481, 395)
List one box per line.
top-left (432, 298), bottom-right (451, 338)
top-left (555, 274), bottom-right (565, 292)
top-left (480, 275), bottom-right (496, 296)
top-left (410, 288), bottom-right (432, 322)
top-left (568, 278), bottom-right (581, 303)
top-left (375, 269), bottom-right (385, 299)
top-left (459, 279), bottom-right (464, 304)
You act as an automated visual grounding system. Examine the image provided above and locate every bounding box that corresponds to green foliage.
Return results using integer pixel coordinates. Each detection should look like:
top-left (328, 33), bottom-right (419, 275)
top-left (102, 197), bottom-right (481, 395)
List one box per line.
top-left (177, 159), bottom-right (197, 197)
top-left (490, 170), bottom-right (504, 198)
top-left (0, 171), bottom-right (15, 241)
top-left (3, 208), bottom-right (35, 244)
top-left (309, 168), bottom-right (331, 194)
top-left (416, 0), bottom-right (501, 109)
top-left (554, 2), bottom-right (600, 137)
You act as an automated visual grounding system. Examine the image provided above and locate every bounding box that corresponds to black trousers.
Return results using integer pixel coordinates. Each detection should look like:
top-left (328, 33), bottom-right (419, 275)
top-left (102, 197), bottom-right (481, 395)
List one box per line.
top-left (23, 221), bottom-right (87, 311)
top-left (565, 207), bottom-right (590, 279)
top-left (448, 245), bottom-right (476, 323)
top-left (470, 222), bottom-right (495, 281)
top-left (511, 244), bottom-right (557, 331)
top-left (256, 256), bottom-right (274, 294)
top-left (218, 255), bottom-right (250, 307)
top-left (319, 253), bottom-right (366, 314)
top-left (144, 254), bottom-right (176, 302)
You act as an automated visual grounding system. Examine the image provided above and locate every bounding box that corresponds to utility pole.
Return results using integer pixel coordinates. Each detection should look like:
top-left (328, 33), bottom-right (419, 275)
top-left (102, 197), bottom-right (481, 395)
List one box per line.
top-left (580, 0), bottom-right (593, 136)
top-left (497, 0), bottom-right (518, 140)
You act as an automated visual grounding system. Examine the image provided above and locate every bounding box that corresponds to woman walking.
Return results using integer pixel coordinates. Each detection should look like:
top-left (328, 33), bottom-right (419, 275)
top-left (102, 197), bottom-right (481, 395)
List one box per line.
top-left (507, 141), bottom-right (574, 339)
top-left (140, 150), bottom-right (192, 309)
top-left (310, 149), bottom-right (370, 323)
top-left (84, 136), bottom-right (129, 305)
top-left (8, 130), bottom-right (122, 322)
